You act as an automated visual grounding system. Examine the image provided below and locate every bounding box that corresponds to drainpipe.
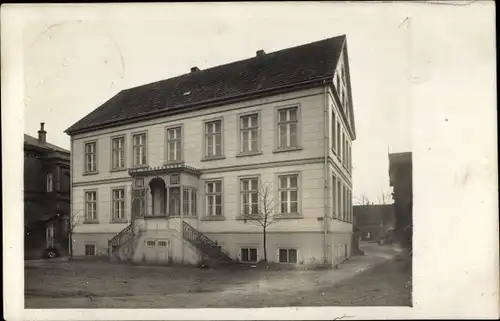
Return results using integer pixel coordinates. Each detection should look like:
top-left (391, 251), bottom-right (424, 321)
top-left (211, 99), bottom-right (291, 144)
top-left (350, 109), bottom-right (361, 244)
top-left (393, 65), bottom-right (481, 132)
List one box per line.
top-left (323, 80), bottom-right (329, 264)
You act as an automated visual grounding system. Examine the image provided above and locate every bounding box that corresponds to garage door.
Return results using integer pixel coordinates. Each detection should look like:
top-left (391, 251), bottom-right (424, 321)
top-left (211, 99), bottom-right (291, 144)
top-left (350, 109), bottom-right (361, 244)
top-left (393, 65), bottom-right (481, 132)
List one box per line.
top-left (145, 239), bottom-right (170, 264)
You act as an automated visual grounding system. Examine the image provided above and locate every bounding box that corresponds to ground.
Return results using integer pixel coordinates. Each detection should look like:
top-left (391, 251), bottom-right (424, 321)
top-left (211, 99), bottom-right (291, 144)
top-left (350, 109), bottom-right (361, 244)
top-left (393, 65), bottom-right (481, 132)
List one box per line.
top-left (25, 243), bottom-right (412, 308)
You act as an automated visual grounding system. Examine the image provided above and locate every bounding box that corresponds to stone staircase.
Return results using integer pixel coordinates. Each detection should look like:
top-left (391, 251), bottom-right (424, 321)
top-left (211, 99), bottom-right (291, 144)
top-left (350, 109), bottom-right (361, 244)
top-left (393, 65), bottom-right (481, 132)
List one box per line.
top-left (108, 218), bottom-right (234, 266)
top-left (181, 221), bottom-right (234, 265)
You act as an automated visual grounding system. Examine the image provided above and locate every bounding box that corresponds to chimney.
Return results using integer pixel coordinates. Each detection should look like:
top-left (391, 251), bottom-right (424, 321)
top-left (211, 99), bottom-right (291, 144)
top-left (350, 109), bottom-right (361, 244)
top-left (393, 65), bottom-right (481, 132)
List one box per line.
top-left (256, 49), bottom-right (266, 57)
top-left (190, 66), bottom-right (200, 73)
top-left (38, 122), bottom-right (47, 144)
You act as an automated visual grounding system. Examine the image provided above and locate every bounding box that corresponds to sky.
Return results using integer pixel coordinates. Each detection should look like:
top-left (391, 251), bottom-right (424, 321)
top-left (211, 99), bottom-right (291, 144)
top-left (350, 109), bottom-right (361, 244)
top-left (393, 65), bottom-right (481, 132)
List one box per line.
top-left (22, 2), bottom-right (487, 203)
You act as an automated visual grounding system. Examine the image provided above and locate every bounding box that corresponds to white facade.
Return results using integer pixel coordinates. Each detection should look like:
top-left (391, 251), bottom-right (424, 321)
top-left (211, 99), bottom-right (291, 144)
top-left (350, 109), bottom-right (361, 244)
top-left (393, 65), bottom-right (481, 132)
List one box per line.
top-left (71, 52), bottom-right (355, 266)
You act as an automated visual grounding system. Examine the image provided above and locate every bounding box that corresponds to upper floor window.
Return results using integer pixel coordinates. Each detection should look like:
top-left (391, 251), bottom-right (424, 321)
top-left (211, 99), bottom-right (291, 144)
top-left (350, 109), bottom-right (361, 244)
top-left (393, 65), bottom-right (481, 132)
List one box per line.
top-left (112, 188), bottom-right (125, 221)
top-left (206, 180), bottom-right (223, 216)
top-left (331, 109), bottom-right (337, 153)
top-left (278, 174), bottom-right (299, 214)
top-left (166, 127), bottom-right (182, 162)
top-left (132, 133), bottom-right (147, 166)
top-left (205, 120), bottom-right (222, 157)
top-left (240, 114), bottom-right (259, 153)
top-left (277, 107), bottom-right (298, 149)
top-left (240, 177), bottom-right (259, 215)
top-left (182, 188), bottom-right (197, 217)
top-left (46, 173), bottom-right (53, 192)
top-left (337, 180), bottom-right (342, 221)
top-left (111, 137), bottom-right (125, 169)
top-left (85, 191), bottom-right (97, 221)
top-left (332, 175), bottom-right (337, 219)
top-left (84, 142), bottom-right (97, 173)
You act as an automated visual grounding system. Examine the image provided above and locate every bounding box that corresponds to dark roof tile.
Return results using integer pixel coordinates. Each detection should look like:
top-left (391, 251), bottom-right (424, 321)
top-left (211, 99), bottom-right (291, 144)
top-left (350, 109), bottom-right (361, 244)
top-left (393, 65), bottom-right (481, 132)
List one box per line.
top-left (66, 35), bottom-right (346, 135)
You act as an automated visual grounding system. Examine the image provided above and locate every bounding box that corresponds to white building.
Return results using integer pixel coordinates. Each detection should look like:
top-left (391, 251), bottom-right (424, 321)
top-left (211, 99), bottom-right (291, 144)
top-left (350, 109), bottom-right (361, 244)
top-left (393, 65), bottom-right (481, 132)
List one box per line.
top-left (65, 35), bottom-right (356, 266)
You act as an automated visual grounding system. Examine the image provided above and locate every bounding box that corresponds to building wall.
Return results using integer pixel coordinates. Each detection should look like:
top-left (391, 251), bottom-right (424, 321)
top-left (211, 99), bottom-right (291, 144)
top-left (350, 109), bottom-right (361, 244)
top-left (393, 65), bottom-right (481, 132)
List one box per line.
top-left (70, 85), bottom-right (355, 263)
top-left (71, 87), bottom-right (326, 184)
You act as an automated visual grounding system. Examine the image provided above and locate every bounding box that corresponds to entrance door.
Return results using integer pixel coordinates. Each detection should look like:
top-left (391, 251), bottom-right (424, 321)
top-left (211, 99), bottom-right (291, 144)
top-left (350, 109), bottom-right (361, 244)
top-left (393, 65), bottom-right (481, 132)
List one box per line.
top-left (145, 239), bottom-right (157, 262)
top-left (144, 239), bottom-right (170, 264)
top-left (156, 240), bottom-right (169, 264)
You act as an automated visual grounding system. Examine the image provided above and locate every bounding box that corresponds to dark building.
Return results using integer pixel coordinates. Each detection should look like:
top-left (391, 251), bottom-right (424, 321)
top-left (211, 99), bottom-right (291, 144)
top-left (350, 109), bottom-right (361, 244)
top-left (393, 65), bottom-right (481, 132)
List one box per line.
top-left (388, 152), bottom-right (413, 249)
top-left (24, 123), bottom-right (71, 259)
top-left (353, 204), bottom-right (396, 242)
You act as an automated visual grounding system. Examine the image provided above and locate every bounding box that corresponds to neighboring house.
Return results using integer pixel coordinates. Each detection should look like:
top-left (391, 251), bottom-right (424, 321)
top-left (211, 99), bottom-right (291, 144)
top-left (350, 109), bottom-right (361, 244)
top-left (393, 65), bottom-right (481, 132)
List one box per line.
top-left (389, 152), bottom-right (413, 249)
top-left (24, 123), bottom-right (71, 259)
top-left (353, 204), bottom-right (395, 242)
top-left (65, 35), bottom-right (356, 266)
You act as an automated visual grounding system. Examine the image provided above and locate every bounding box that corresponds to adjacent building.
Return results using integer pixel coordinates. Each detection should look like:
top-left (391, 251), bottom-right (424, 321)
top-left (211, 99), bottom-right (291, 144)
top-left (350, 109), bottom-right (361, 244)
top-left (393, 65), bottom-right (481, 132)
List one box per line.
top-left (389, 152), bottom-right (413, 249)
top-left (353, 204), bottom-right (395, 242)
top-left (24, 123), bottom-right (71, 259)
top-left (65, 35), bottom-right (356, 266)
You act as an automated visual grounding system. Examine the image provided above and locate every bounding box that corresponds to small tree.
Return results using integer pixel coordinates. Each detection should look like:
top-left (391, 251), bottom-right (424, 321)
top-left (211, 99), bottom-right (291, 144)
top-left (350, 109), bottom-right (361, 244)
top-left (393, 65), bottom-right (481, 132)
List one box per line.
top-left (376, 191), bottom-right (393, 205)
top-left (240, 181), bottom-right (279, 263)
top-left (68, 210), bottom-right (84, 259)
top-left (354, 193), bottom-right (373, 206)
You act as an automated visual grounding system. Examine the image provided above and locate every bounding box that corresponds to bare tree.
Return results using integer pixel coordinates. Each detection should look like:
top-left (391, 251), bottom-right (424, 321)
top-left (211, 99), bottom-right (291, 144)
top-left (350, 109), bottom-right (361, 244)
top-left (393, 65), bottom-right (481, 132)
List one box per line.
top-left (376, 191), bottom-right (393, 205)
top-left (68, 210), bottom-right (84, 259)
top-left (354, 193), bottom-right (373, 206)
top-left (240, 181), bottom-right (279, 263)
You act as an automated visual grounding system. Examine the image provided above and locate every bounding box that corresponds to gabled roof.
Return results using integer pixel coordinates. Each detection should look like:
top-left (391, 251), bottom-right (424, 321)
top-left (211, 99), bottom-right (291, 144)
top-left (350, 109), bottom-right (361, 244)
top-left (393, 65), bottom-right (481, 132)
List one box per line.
top-left (24, 134), bottom-right (70, 154)
top-left (66, 35), bottom-right (348, 135)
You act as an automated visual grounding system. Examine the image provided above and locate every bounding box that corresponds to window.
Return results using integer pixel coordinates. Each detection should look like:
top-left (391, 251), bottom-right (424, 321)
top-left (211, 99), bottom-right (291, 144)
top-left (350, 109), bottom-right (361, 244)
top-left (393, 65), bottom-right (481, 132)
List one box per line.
top-left (206, 180), bottom-right (222, 216)
top-left (170, 174), bottom-right (180, 185)
top-left (240, 114), bottom-right (259, 153)
top-left (191, 190), bottom-right (197, 216)
top-left (277, 107), bottom-right (298, 149)
top-left (348, 143), bottom-right (352, 172)
top-left (240, 248), bottom-right (258, 263)
top-left (158, 240), bottom-right (168, 247)
top-left (279, 248), bottom-right (298, 263)
top-left (112, 189), bottom-right (125, 220)
top-left (85, 191), bottom-right (97, 221)
top-left (341, 132), bottom-right (346, 165)
top-left (183, 188), bottom-right (189, 216)
top-left (336, 121), bottom-right (341, 159)
top-left (111, 137), bottom-right (125, 169)
top-left (84, 142), bottom-right (97, 173)
top-left (132, 188), bottom-right (146, 218)
top-left (205, 120), bottom-right (222, 157)
top-left (344, 137), bottom-right (348, 166)
top-left (132, 133), bottom-right (147, 166)
top-left (84, 244), bottom-right (96, 256)
top-left (278, 174), bottom-right (299, 214)
top-left (331, 109), bottom-right (336, 152)
top-left (166, 127), bottom-right (182, 162)
top-left (146, 240), bottom-right (156, 248)
top-left (343, 185), bottom-right (347, 221)
top-left (169, 187), bottom-right (180, 216)
top-left (46, 173), bottom-right (53, 192)
top-left (332, 176), bottom-right (337, 218)
top-left (240, 177), bottom-right (259, 215)
top-left (337, 180), bottom-right (342, 221)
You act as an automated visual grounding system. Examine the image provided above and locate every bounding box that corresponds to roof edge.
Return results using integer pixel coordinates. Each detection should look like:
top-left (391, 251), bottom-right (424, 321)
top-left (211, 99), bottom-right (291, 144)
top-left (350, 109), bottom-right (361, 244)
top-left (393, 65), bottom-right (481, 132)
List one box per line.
top-left (66, 75), bottom-right (334, 136)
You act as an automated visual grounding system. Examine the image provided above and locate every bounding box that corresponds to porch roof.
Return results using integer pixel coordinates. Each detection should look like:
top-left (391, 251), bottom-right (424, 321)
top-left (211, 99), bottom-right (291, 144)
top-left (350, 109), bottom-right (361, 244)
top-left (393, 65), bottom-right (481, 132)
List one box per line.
top-left (128, 163), bottom-right (201, 177)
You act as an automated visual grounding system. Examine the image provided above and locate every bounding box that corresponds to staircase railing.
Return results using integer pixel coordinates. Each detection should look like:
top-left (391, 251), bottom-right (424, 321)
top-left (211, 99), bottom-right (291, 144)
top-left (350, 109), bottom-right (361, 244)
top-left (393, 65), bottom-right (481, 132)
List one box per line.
top-left (182, 221), bottom-right (232, 261)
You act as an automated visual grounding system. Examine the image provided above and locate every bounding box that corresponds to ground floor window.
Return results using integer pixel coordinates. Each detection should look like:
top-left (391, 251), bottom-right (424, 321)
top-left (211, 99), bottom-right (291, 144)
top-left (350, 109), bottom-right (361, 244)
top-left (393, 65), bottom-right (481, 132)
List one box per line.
top-left (240, 247), bottom-right (258, 263)
top-left (85, 244), bottom-right (96, 256)
top-left (278, 248), bottom-right (298, 263)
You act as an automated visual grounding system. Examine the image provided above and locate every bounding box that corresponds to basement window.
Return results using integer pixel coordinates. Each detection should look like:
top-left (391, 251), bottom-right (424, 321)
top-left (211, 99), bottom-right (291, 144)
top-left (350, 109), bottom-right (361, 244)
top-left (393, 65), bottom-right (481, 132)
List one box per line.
top-left (278, 248), bottom-right (297, 263)
top-left (85, 244), bottom-right (96, 256)
top-left (240, 248), bottom-right (258, 263)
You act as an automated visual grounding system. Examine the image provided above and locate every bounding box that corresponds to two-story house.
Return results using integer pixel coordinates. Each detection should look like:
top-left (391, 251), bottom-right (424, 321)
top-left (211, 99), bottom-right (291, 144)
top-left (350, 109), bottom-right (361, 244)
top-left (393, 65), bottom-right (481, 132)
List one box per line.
top-left (65, 35), bottom-right (356, 266)
top-left (25, 123), bottom-right (71, 259)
